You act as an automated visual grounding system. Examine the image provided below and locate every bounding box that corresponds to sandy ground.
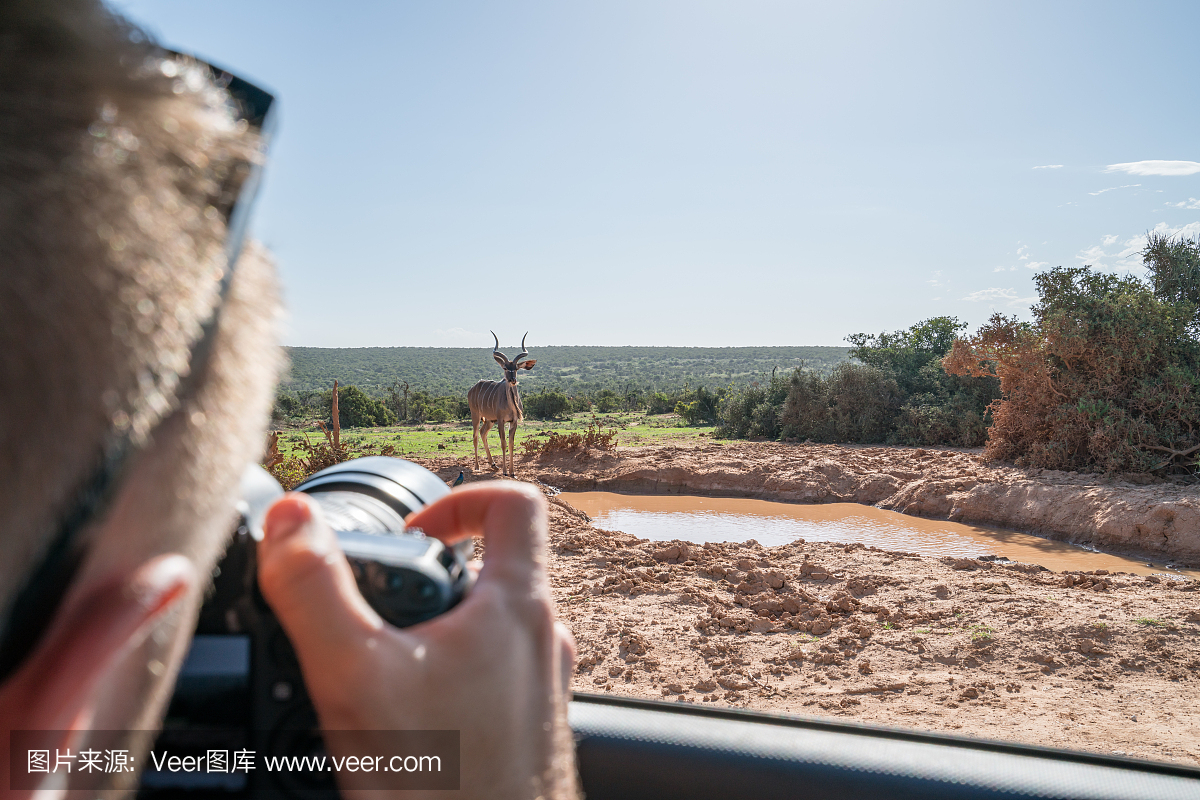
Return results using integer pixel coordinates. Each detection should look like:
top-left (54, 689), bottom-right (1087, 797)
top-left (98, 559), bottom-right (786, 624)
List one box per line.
top-left (413, 441), bottom-right (1200, 766)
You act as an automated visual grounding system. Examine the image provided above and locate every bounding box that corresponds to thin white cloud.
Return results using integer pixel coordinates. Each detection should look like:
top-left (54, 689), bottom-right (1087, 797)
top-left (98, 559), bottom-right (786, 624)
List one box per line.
top-left (1088, 184), bottom-right (1140, 196)
top-left (961, 288), bottom-right (1036, 306)
top-left (1106, 160), bottom-right (1200, 177)
top-left (1166, 198), bottom-right (1200, 210)
top-left (1101, 234), bottom-right (1118, 245)
top-left (963, 288), bottom-right (1016, 302)
top-left (1032, 164), bottom-right (1063, 169)
top-left (1024, 261), bottom-right (1049, 271)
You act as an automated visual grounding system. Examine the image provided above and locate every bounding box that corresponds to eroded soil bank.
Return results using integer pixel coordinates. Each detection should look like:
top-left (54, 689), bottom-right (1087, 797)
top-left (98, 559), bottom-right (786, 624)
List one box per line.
top-left (527, 439), bottom-right (1200, 567)
top-left (410, 442), bottom-right (1200, 765)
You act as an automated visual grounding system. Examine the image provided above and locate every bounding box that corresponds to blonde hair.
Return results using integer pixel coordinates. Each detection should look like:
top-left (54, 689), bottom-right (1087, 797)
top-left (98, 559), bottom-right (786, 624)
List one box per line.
top-left (0, 0), bottom-right (283, 632)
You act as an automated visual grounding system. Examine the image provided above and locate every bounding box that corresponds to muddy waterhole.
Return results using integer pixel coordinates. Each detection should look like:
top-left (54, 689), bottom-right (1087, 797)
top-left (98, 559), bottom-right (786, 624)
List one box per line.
top-left (559, 491), bottom-right (1196, 578)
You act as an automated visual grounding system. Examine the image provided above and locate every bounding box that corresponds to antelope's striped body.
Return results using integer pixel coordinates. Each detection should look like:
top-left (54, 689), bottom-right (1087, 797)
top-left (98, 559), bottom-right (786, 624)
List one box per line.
top-left (468, 332), bottom-right (536, 476)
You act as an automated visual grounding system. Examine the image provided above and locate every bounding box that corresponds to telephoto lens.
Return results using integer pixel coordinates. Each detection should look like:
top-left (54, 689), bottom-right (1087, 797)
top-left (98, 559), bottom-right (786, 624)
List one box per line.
top-left (292, 457), bottom-right (474, 628)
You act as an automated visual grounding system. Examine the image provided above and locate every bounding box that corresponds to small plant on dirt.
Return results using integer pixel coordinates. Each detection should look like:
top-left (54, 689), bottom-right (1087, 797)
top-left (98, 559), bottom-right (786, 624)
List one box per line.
top-left (915, 628), bottom-right (932, 634)
top-left (1136, 617), bottom-right (1168, 627)
top-left (882, 621), bottom-right (896, 630)
top-left (970, 625), bottom-right (995, 642)
top-left (1092, 621), bottom-right (1109, 630)
top-left (521, 415), bottom-right (618, 458)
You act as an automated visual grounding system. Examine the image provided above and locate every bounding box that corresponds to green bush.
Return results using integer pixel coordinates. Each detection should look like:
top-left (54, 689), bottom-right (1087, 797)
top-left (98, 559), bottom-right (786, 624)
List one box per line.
top-left (337, 385), bottom-right (397, 428)
top-left (524, 389), bottom-right (570, 420)
top-left (406, 391), bottom-right (469, 423)
top-left (646, 392), bottom-right (675, 415)
top-left (717, 318), bottom-right (996, 447)
top-left (718, 372), bottom-right (790, 439)
top-left (673, 386), bottom-right (720, 425)
top-left (594, 388), bottom-right (622, 413)
top-left (823, 362), bottom-right (904, 443)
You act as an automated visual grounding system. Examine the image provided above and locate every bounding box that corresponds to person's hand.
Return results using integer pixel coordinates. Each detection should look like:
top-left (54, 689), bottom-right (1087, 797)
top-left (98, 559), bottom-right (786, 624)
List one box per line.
top-left (257, 482), bottom-right (578, 799)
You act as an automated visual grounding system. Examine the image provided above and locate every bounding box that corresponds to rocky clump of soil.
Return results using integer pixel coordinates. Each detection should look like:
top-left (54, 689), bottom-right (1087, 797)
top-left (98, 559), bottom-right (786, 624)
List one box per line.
top-left (524, 439), bottom-right (1200, 566)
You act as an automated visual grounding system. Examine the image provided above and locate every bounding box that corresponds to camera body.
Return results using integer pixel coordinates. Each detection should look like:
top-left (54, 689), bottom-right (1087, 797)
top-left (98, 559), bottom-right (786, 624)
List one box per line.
top-left (140, 458), bottom-right (470, 798)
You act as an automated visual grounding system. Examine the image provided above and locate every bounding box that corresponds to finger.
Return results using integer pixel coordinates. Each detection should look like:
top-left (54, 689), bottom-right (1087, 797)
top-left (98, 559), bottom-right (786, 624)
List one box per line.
top-left (555, 621), bottom-right (576, 696)
top-left (258, 494), bottom-right (382, 663)
top-left (406, 483), bottom-right (548, 588)
top-left (3, 554), bottom-right (193, 730)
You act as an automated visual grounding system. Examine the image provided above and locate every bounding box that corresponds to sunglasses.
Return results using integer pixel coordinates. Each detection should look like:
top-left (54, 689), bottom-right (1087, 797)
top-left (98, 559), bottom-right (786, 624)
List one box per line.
top-left (0, 52), bottom-right (276, 682)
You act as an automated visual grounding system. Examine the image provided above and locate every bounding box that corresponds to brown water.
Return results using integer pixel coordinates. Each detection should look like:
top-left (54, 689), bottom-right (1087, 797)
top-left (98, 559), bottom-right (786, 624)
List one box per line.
top-left (560, 492), bottom-right (1197, 577)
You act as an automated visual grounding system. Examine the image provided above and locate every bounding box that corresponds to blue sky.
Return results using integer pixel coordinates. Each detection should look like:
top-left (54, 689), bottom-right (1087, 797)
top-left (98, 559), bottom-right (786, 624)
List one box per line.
top-left (112, 0), bottom-right (1200, 348)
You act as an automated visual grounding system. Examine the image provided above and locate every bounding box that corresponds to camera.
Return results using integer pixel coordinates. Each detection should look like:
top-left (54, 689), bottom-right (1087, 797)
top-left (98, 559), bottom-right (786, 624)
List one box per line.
top-left (139, 457), bottom-right (471, 798)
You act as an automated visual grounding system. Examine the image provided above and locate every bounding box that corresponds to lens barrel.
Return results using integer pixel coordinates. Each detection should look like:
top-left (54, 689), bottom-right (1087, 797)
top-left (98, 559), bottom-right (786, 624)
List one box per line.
top-left (293, 458), bottom-right (470, 629)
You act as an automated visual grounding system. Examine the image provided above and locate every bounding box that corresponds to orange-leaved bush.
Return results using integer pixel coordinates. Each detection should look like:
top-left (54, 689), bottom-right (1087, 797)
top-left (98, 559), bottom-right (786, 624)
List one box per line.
top-left (944, 264), bottom-right (1200, 473)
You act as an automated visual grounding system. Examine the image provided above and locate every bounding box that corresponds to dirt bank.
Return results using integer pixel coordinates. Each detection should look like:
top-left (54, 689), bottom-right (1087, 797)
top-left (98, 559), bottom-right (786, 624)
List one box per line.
top-left (409, 443), bottom-right (1200, 765)
top-left (523, 439), bottom-right (1200, 567)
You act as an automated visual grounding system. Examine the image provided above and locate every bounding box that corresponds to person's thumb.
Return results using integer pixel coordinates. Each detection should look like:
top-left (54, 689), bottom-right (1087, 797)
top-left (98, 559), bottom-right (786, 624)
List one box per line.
top-left (257, 494), bottom-right (382, 667)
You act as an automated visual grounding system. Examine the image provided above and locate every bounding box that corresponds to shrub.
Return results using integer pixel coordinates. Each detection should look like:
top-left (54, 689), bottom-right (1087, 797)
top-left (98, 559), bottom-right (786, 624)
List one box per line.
top-left (823, 362), bottom-right (903, 443)
top-left (717, 372), bottom-right (790, 439)
top-left (521, 417), bottom-right (619, 457)
top-left (674, 386), bottom-right (720, 426)
top-left (944, 265), bottom-right (1200, 472)
top-left (646, 391), bottom-right (675, 415)
top-left (337, 385), bottom-right (396, 428)
top-left (594, 388), bottom-right (622, 413)
top-left (271, 389), bottom-right (302, 424)
top-left (717, 317), bottom-right (997, 447)
top-left (567, 394), bottom-right (594, 413)
top-left (405, 391), bottom-right (468, 423)
top-left (524, 389), bottom-right (570, 420)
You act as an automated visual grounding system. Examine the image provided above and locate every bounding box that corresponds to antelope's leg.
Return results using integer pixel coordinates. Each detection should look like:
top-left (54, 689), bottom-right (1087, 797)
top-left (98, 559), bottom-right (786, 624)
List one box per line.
top-left (498, 419), bottom-right (509, 475)
top-left (480, 419), bottom-right (495, 467)
top-left (508, 422), bottom-right (517, 475)
top-left (472, 414), bottom-right (481, 469)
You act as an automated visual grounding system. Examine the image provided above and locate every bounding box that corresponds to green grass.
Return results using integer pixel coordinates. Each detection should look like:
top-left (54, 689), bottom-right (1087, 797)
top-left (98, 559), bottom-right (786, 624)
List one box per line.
top-left (275, 411), bottom-right (716, 460)
top-left (1136, 617), bottom-right (1168, 627)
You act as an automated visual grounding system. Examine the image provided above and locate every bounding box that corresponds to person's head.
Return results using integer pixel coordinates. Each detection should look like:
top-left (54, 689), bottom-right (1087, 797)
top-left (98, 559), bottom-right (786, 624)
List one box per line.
top-left (0, 0), bottom-right (282, 787)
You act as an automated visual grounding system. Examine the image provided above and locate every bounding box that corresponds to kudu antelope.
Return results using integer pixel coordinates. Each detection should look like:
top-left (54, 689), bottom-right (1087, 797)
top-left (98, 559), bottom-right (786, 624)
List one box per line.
top-left (468, 332), bottom-right (537, 476)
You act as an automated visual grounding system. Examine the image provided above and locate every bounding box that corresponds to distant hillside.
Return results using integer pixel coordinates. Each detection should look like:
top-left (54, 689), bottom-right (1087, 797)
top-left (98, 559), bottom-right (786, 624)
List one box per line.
top-left (282, 345), bottom-right (852, 396)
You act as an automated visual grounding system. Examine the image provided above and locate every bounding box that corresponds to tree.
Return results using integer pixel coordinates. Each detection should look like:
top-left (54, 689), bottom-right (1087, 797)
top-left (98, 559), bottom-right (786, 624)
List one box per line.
top-left (846, 316), bottom-right (967, 395)
top-left (337, 384), bottom-right (397, 428)
top-left (1143, 231), bottom-right (1200, 327)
